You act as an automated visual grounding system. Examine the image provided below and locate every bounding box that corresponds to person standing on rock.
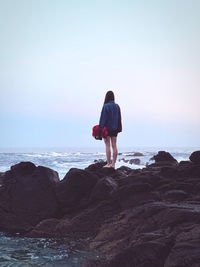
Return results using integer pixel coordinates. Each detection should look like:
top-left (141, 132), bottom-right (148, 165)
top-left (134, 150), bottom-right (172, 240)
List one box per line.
top-left (99, 91), bottom-right (122, 169)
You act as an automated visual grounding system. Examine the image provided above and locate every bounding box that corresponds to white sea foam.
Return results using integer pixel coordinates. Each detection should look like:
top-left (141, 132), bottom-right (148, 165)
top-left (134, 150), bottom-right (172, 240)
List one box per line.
top-left (0, 147), bottom-right (197, 178)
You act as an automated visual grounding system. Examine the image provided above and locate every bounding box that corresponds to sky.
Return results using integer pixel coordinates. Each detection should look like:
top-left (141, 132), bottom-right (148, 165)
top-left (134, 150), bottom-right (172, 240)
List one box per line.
top-left (0, 0), bottom-right (200, 149)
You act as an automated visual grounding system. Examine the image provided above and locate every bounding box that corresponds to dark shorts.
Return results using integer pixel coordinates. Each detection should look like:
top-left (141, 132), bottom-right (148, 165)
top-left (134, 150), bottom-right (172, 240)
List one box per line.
top-left (107, 129), bottom-right (118, 137)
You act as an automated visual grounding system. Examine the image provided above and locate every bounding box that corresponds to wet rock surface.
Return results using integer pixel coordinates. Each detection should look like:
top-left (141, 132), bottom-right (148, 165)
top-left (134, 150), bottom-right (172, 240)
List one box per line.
top-left (1, 151), bottom-right (200, 266)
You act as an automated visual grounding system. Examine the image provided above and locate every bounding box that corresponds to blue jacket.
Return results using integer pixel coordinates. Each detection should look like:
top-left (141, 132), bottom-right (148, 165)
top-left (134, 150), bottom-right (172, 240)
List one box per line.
top-left (99, 101), bottom-right (121, 131)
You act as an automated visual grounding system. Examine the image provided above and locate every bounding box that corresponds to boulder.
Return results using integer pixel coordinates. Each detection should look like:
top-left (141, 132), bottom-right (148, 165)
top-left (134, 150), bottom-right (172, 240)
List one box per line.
top-left (55, 168), bottom-right (98, 211)
top-left (119, 158), bottom-right (129, 163)
top-left (153, 151), bottom-right (178, 164)
top-left (2, 150), bottom-right (200, 267)
top-left (85, 162), bottom-right (115, 178)
top-left (90, 177), bottom-right (118, 201)
top-left (0, 162), bottom-right (59, 232)
top-left (93, 159), bottom-right (105, 163)
top-left (189, 151), bottom-right (200, 164)
top-left (129, 158), bottom-right (140, 165)
top-left (179, 160), bottom-right (192, 167)
top-left (127, 152), bottom-right (144, 157)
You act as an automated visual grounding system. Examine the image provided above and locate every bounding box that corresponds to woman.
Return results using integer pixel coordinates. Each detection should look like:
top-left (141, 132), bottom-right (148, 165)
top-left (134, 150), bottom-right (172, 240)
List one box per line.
top-left (99, 91), bottom-right (122, 169)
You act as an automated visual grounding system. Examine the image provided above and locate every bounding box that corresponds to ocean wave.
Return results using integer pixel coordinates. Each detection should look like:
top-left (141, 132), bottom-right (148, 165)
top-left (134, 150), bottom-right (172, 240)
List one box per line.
top-left (0, 148), bottom-right (195, 179)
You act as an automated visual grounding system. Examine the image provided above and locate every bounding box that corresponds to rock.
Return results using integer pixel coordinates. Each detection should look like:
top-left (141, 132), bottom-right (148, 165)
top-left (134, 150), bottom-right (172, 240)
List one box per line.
top-left (2, 150), bottom-right (200, 267)
top-left (0, 162), bottom-right (59, 232)
top-left (83, 259), bottom-right (102, 267)
top-left (26, 218), bottom-right (61, 237)
top-left (90, 177), bottom-right (118, 201)
top-left (120, 158), bottom-right (129, 163)
top-left (85, 162), bottom-right (115, 178)
top-left (125, 172), bottom-right (165, 188)
top-left (179, 160), bottom-right (192, 167)
top-left (153, 151), bottom-right (178, 164)
top-left (127, 152), bottom-right (144, 157)
top-left (0, 172), bottom-right (5, 185)
top-left (111, 183), bottom-right (159, 210)
top-left (105, 238), bottom-right (173, 267)
top-left (129, 158), bottom-right (140, 165)
top-left (115, 166), bottom-right (132, 177)
top-left (178, 164), bottom-right (200, 178)
top-left (85, 162), bottom-right (106, 172)
top-left (164, 190), bottom-right (188, 201)
top-left (90, 202), bottom-right (200, 266)
top-left (55, 168), bottom-right (98, 212)
top-left (29, 199), bottom-right (121, 239)
top-left (160, 166), bottom-right (179, 178)
top-left (189, 151), bottom-right (200, 164)
top-left (94, 159), bottom-right (105, 163)
top-left (164, 225), bottom-right (200, 267)
top-left (10, 161), bottom-right (36, 176)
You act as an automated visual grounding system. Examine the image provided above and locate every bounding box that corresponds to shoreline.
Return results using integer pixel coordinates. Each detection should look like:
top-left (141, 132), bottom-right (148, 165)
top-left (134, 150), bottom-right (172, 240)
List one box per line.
top-left (0, 150), bottom-right (200, 266)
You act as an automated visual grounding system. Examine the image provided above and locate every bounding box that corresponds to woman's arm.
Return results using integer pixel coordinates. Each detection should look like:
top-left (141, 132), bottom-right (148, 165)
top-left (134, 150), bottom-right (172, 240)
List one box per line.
top-left (99, 105), bottom-right (107, 130)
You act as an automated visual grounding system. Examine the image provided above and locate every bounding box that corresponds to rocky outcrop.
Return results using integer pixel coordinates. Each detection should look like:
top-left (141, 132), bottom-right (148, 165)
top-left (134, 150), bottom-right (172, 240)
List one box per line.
top-left (119, 158), bottom-right (141, 165)
top-left (0, 162), bottom-right (59, 232)
top-left (90, 177), bottom-right (118, 202)
top-left (128, 158), bottom-right (141, 165)
top-left (127, 152), bottom-right (144, 157)
top-left (189, 150), bottom-right (200, 164)
top-left (149, 151), bottom-right (178, 168)
top-left (1, 151), bottom-right (200, 267)
top-left (55, 168), bottom-right (98, 214)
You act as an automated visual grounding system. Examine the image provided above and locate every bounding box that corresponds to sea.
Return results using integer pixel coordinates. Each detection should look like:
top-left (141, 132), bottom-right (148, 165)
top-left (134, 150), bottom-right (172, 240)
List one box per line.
top-left (0, 146), bottom-right (198, 266)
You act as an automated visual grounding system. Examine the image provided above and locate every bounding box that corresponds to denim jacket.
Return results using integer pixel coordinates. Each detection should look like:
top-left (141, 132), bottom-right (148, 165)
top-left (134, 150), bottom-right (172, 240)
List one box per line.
top-left (99, 101), bottom-right (121, 131)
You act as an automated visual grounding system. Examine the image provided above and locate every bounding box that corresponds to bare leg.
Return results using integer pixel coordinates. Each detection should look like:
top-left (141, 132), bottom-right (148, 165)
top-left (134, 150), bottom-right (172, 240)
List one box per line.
top-left (103, 136), bottom-right (111, 167)
top-left (111, 136), bottom-right (118, 168)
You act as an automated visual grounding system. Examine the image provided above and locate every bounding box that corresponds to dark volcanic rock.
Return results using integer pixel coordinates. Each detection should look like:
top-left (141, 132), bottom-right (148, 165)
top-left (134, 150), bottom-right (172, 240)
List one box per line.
top-left (0, 162), bottom-right (59, 232)
top-left (129, 158), bottom-right (141, 165)
top-left (148, 151), bottom-right (178, 168)
top-left (28, 199), bottom-right (121, 239)
top-left (179, 160), bottom-right (192, 167)
top-left (85, 162), bottom-right (115, 178)
top-left (89, 202), bottom-right (200, 266)
top-left (189, 150), bottom-right (200, 164)
top-left (154, 151), bottom-right (177, 163)
top-left (105, 237), bottom-right (173, 267)
top-left (90, 177), bottom-right (118, 202)
top-left (55, 168), bottom-right (98, 212)
top-left (127, 152), bottom-right (144, 157)
top-left (2, 150), bottom-right (200, 267)
top-left (164, 225), bottom-right (200, 267)
top-left (116, 166), bottom-right (132, 174)
top-left (164, 190), bottom-right (188, 201)
top-left (0, 172), bottom-right (5, 185)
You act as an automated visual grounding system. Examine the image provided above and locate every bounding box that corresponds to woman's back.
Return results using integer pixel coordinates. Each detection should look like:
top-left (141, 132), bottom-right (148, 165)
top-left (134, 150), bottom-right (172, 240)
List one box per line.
top-left (100, 101), bottom-right (119, 131)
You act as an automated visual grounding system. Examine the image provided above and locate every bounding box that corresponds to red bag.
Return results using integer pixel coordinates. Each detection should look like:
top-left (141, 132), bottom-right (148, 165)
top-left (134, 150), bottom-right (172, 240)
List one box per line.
top-left (92, 125), bottom-right (108, 139)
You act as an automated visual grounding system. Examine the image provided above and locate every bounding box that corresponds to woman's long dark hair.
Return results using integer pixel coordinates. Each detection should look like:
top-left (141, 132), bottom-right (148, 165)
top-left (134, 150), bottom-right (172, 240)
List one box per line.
top-left (104, 91), bottom-right (115, 104)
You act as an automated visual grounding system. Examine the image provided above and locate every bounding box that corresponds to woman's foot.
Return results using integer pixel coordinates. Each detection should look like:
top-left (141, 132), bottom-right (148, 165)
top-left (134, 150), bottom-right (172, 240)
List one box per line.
top-left (103, 163), bottom-right (111, 168)
top-left (110, 163), bottom-right (115, 169)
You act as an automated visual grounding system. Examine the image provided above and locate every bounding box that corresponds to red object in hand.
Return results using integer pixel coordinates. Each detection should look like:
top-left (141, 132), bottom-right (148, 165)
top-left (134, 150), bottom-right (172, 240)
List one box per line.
top-left (92, 125), bottom-right (108, 139)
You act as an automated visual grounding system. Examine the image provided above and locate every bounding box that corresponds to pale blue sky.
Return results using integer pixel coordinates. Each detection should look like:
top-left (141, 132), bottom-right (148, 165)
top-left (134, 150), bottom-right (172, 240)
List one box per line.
top-left (0, 0), bottom-right (200, 148)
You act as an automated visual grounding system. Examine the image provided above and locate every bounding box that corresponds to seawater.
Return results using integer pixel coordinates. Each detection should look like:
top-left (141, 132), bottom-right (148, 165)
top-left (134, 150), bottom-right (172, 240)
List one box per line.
top-left (0, 233), bottom-right (98, 266)
top-left (0, 146), bottom-right (198, 266)
top-left (0, 146), bottom-right (197, 179)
